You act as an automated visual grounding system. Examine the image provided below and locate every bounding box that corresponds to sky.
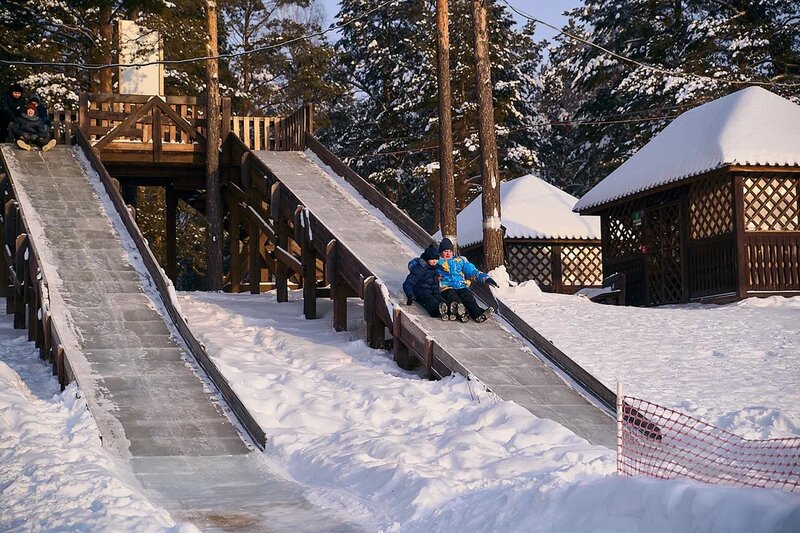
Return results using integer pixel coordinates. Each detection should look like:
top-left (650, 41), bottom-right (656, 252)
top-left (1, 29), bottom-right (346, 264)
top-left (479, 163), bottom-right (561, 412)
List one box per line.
top-left (319, 0), bottom-right (582, 41)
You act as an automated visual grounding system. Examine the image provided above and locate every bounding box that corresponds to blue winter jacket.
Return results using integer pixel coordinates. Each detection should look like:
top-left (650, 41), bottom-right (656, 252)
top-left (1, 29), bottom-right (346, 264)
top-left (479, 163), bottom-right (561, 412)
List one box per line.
top-left (437, 256), bottom-right (488, 290)
top-left (403, 258), bottom-right (440, 299)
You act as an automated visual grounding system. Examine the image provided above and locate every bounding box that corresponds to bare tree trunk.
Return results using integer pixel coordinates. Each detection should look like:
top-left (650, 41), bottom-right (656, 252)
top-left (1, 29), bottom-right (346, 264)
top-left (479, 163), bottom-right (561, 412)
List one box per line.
top-left (435, 0), bottom-right (457, 249)
top-left (205, 0), bottom-right (224, 290)
top-left (472, 0), bottom-right (504, 271)
top-left (99, 4), bottom-right (114, 93)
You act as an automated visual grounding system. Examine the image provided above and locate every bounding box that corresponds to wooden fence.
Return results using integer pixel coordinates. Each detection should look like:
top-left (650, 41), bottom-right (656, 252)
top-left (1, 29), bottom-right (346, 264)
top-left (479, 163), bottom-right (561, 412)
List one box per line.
top-left (45, 100), bottom-right (311, 155)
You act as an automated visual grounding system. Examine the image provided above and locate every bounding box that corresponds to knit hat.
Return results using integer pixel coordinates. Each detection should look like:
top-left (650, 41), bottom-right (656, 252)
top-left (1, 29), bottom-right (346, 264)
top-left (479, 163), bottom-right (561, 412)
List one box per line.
top-left (438, 238), bottom-right (454, 254)
top-left (10, 83), bottom-right (23, 93)
top-left (25, 101), bottom-right (37, 112)
top-left (421, 244), bottom-right (439, 261)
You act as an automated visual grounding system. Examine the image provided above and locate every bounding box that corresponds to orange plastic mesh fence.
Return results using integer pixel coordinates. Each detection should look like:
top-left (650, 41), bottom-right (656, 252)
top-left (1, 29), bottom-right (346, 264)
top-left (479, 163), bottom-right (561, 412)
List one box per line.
top-left (618, 396), bottom-right (800, 493)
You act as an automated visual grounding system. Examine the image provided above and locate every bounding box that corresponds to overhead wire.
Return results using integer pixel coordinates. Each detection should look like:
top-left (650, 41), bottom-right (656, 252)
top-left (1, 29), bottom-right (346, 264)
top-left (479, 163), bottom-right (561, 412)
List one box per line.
top-left (499, 0), bottom-right (800, 89)
top-left (345, 112), bottom-right (683, 160)
top-left (0, 0), bottom-right (395, 71)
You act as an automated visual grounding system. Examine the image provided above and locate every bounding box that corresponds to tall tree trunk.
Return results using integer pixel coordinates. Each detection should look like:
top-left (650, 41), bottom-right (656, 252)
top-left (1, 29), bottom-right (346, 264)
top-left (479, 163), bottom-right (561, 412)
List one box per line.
top-left (99, 4), bottom-right (114, 93)
top-left (435, 0), bottom-right (457, 248)
top-left (205, 0), bottom-right (224, 290)
top-left (472, 0), bottom-right (504, 271)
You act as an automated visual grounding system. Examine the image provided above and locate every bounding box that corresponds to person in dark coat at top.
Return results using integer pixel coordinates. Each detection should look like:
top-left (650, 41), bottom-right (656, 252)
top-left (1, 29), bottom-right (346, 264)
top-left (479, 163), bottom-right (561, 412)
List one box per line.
top-left (436, 238), bottom-right (498, 323)
top-left (1, 83), bottom-right (26, 142)
top-left (403, 244), bottom-right (463, 321)
top-left (10, 102), bottom-right (56, 151)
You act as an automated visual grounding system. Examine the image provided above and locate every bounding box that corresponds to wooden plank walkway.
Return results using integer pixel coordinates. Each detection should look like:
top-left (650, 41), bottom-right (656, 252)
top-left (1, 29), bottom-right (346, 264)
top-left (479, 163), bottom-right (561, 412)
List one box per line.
top-left (256, 151), bottom-right (616, 448)
top-left (1, 145), bottom-right (359, 531)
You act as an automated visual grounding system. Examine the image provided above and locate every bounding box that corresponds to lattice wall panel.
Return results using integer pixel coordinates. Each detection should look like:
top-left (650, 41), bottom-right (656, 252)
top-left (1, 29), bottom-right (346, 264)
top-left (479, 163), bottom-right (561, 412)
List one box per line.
top-left (605, 202), bottom-right (643, 259)
top-left (507, 244), bottom-right (552, 285)
top-left (689, 175), bottom-right (733, 240)
top-left (744, 176), bottom-right (800, 231)
top-left (561, 245), bottom-right (603, 286)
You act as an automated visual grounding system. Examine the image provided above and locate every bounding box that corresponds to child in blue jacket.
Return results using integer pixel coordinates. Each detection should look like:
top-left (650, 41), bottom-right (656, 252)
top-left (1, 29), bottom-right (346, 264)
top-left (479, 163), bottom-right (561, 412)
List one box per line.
top-left (402, 244), bottom-right (452, 320)
top-left (437, 238), bottom-right (498, 322)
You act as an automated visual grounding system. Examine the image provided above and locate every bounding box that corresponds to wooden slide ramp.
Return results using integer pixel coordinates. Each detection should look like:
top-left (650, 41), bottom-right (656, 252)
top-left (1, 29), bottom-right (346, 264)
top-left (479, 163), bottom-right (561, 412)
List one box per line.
top-left (255, 150), bottom-right (616, 448)
top-left (1, 145), bottom-right (359, 532)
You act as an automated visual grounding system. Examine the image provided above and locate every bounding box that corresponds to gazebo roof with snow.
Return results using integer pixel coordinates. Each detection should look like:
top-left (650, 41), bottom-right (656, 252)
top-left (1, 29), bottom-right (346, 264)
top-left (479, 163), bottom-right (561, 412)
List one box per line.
top-left (453, 174), bottom-right (600, 248)
top-left (574, 86), bottom-right (800, 214)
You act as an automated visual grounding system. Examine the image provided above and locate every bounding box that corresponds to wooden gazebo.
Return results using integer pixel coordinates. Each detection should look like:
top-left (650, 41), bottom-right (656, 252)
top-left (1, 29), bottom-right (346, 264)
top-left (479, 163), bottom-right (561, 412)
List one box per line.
top-left (451, 175), bottom-right (603, 293)
top-left (574, 87), bottom-right (800, 306)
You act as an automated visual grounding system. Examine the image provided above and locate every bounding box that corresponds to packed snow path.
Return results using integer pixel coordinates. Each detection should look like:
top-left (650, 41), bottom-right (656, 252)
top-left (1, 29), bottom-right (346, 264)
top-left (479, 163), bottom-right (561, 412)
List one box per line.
top-left (0, 145), bottom-right (359, 531)
top-left (256, 150), bottom-right (615, 447)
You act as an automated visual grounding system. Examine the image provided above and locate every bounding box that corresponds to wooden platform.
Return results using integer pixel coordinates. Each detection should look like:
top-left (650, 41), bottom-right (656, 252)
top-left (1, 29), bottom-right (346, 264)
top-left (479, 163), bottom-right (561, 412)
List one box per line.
top-left (255, 150), bottom-right (616, 448)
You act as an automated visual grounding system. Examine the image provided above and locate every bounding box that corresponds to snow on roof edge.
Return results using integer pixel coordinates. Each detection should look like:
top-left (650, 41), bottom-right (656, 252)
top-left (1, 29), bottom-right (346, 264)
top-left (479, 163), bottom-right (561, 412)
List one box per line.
top-left (574, 160), bottom-right (800, 213)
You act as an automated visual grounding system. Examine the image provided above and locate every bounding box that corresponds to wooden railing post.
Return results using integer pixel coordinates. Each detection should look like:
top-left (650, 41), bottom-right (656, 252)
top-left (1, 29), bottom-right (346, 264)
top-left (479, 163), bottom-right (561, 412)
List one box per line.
top-left (228, 192), bottom-right (241, 293)
top-left (272, 184), bottom-right (289, 302)
top-left (363, 276), bottom-right (385, 348)
top-left (552, 245), bottom-right (563, 293)
top-left (14, 234), bottom-right (27, 329)
top-left (297, 207), bottom-right (317, 319)
top-left (392, 307), bottom-right (411, 369)
top-left (152, 107), bottom-right (162, 163)
top-left (248, 186), bottom-right (261, 295)
top-left (79, 92), bottom-right (88, 137)
top-left (326, 239), bottom-right (347, 331)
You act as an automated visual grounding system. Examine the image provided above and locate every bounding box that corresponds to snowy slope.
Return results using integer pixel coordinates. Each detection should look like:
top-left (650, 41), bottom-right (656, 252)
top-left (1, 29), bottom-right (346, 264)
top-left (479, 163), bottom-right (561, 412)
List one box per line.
top-left (575, 86), bottom-right (800, 212)
top-left (178, 290), bottom-right (800, 532)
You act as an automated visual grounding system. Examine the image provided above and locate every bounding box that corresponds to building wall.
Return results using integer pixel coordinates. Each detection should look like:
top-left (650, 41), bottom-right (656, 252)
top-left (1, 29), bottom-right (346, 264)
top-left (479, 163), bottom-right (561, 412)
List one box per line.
top-left (463, 240), bottom-right (603, 293)
top-left (598, 169), bottom-right (800, 306)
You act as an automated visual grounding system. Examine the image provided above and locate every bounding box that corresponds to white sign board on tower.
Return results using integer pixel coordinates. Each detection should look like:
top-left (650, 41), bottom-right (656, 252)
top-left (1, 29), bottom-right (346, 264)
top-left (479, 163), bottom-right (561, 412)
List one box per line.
top-left (117, 20), bottom-right (164, 95)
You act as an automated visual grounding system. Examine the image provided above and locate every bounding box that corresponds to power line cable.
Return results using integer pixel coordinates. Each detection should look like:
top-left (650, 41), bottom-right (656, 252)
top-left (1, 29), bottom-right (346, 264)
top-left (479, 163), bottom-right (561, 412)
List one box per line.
top-left (0, 0), bottom-right (395, 71)
top-left (500, 0), bottom-right (800, 89)
top-left (345, 112), bottom-right (682, 160)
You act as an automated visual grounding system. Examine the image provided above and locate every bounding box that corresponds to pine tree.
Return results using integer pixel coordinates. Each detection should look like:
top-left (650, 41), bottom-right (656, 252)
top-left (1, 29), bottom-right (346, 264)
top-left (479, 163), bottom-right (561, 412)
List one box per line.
top-left (222, 0), bottom-right (341, 115)
top-left (322, 0), bottom-right (545, 231)
top-left (542, 0), bottom-right (800, 194)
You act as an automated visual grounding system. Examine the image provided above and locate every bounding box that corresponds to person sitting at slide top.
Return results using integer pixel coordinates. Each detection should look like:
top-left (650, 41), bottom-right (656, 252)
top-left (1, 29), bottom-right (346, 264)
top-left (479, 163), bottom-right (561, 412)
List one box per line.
top-left (402, 244), bottom-right (457, 321)
top-left (437, 238), bottom-right (498, 323)
top-left (11, 102), bottom-right (56, 152)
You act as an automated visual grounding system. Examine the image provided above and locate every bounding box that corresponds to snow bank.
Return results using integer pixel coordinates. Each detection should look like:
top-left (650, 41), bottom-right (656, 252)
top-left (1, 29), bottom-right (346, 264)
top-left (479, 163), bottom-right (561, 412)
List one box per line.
top-left (179, 291), bottom-right (800, 532)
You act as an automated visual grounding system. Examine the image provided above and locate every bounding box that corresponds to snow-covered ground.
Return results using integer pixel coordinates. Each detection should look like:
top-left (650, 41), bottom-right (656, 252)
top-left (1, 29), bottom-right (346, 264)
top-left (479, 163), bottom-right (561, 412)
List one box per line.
top-left (489, 267), bottom-right (800, 440)
top-left (2, 288), bottom-right (798, 531)
top-left (0, 312), bottom-right (197, 532)
top-left (176, 290), bottom-right (800, 532)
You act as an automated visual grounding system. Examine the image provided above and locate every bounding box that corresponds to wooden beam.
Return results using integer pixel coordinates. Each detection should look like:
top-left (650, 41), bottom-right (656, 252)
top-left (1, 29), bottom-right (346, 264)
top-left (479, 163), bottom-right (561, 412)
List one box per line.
top-left (733, 174), bottom-right (748, 298)
top-left (152, 107), bottom-right (162, 163)
top-left (274, 245), bottom-right (302, 275)
top-left (248, 190), bottom-right (261, 294)
top-left (270, 183), bottom-right (287, 302)
top-left (326, 240), bottom-right (348, 331)
top-left (391, 307), bottom-right (411, 369)
top-left (301, 208), bottom-right (317, 319)
top-left (93, 97), bottom-right (157, 151)
top-left (229, 193), bottom-right (241, 292)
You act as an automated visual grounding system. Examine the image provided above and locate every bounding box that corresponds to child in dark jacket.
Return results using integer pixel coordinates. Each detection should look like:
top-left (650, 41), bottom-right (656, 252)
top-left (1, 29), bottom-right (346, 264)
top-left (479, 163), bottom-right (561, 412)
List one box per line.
top-left (11, 102), bottom-right (56, 151)
top-left (402, 244), bottom-right (453, 321)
